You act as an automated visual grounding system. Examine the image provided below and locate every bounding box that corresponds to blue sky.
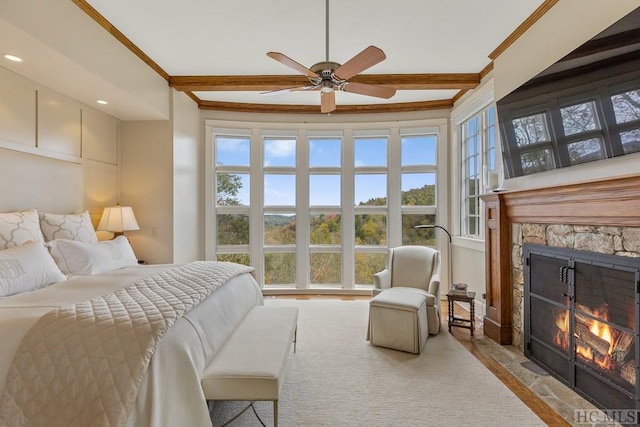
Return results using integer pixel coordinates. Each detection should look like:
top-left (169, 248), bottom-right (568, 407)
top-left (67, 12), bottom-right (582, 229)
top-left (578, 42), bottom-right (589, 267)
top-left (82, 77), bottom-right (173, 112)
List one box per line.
top-left (216, 135), bottom-right (436, 206)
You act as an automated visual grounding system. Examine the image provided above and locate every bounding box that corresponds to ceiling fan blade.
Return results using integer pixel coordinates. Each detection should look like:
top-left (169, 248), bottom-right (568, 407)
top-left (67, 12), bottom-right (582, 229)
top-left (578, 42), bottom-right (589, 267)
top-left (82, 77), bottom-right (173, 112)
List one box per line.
top-left (261, 85), bottom-right (318, 96)
top-left (342, 82), bottom-right (396, 99)
top-left (321, 91), bottom-right (336, 114)
top-left (267, 52), bottom-right (319, 78)
top-left (334, 46), bottom-right (386, 80)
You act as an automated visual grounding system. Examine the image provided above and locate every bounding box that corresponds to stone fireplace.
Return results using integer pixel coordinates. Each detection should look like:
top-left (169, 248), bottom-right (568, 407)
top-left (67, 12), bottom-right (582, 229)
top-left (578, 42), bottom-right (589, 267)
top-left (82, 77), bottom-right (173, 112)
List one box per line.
top-left (480, 174), bottom-right (640, 415)
top-left (480, 174), bottom-right (640, 348)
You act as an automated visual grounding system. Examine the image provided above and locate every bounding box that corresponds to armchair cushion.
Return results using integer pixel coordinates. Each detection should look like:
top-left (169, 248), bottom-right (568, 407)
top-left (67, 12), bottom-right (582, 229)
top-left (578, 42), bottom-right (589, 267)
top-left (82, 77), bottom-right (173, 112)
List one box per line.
top-left (389, 246), bottom-right (439, 291)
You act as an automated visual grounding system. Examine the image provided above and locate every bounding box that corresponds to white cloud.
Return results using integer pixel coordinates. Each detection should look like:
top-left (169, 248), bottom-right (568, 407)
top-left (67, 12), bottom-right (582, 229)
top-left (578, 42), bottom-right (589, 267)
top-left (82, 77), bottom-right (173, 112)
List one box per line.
top-left (265, 139), bottom-right (296, 158)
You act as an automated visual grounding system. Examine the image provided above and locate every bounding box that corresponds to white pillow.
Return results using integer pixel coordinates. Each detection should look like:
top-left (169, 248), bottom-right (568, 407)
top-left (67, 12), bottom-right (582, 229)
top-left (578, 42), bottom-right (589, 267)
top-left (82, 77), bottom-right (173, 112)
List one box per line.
top-left (48, 236), bottom-right (138, 275)
top-left (0, 240), bottom-right (66, 297)
top-left (39, 210), bottom-right (98, 243)
top-left (0, 209), bottom-right (45, 250)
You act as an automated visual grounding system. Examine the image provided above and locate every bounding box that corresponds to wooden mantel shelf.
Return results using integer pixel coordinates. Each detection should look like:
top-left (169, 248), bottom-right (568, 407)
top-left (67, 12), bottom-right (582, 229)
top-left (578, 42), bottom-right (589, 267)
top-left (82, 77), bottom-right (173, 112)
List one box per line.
top-left (480, 174), bottom-right (640, 345)
top-left (499, 174), bottom-right (640, 227)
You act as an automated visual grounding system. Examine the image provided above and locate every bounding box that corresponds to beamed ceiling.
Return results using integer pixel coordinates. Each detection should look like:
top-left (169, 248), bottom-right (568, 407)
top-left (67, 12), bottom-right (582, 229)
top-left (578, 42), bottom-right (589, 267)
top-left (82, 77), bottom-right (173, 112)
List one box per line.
top-left (2, 1), bottom-right (559, 116)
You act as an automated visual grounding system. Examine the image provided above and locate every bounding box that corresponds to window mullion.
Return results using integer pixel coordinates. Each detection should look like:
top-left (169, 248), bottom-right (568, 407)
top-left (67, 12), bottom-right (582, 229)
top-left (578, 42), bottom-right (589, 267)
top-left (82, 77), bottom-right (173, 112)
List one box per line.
top-left (387, 128), bottom-right (402, 248)
top-left (342, 129), bottom-right (355, 288)
top-left (205, 126), bottom-right (215, 260)
top-left (296, 130), bottom-right (310, 289)
top-left (250, 128), bottom-right (264, 286)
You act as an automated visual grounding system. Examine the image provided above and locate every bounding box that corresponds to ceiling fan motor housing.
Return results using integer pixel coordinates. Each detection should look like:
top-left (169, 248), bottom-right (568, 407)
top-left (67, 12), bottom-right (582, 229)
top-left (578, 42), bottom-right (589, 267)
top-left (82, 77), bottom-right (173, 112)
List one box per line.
top-left (310, 61), bottom-right (341, 74)
top-left (310, 61), bottom-right (345, 92)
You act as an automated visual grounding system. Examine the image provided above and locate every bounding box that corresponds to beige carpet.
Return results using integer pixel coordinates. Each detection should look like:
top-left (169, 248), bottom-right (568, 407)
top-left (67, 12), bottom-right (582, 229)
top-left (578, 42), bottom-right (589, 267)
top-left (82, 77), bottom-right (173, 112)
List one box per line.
top-left (210, 299), bottom-right (545, 427)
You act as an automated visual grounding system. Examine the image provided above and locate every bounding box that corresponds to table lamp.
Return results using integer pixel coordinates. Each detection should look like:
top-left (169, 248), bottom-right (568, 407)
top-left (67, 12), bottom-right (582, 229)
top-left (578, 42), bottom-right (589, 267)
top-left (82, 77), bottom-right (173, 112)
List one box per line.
top-left (97, 204), bottom-right (140, 238)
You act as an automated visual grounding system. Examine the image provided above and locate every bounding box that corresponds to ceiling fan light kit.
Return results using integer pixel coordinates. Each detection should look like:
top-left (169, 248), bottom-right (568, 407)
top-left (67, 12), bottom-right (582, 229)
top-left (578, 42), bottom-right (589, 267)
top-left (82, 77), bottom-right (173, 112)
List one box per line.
top-left (263, 0), bottom-right (396, 113)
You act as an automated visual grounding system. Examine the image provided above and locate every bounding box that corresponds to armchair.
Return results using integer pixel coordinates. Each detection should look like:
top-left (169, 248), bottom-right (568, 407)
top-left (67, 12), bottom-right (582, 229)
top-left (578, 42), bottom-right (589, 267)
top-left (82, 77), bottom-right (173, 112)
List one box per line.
top-left (373, 246), bottom-right (441, 334)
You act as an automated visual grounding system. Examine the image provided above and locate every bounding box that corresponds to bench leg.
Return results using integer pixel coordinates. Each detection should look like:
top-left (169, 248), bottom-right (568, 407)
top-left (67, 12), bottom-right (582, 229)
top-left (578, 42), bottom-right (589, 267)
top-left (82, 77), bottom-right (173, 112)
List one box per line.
top-left (273, 399), bottom-right (278, 427)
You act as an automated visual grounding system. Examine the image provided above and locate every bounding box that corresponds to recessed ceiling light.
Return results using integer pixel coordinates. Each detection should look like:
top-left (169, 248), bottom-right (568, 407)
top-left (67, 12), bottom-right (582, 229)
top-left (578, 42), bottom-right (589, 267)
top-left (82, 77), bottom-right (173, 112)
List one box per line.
top-left (3, 54), bottom-right (23, 63)
top-left (96, 100), bottom-right (108, 105)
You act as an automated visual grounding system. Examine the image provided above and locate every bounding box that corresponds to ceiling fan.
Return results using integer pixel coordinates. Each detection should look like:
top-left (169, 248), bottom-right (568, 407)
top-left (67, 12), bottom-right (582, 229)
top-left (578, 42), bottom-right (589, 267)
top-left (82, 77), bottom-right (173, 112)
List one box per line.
top-left (263, 0), bottom-right (396, 114)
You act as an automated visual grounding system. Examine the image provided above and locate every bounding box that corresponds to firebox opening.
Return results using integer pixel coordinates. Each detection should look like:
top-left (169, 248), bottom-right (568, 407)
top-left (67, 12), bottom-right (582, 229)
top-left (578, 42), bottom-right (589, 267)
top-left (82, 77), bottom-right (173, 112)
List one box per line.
top-left (524, 244), bottom-right (640, 412)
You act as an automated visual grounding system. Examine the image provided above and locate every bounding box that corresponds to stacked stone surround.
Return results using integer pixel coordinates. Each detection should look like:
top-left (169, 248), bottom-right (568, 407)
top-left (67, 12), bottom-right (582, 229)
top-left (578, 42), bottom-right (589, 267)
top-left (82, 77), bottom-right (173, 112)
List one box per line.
top-left (511, 223), bottom-right (640, 351)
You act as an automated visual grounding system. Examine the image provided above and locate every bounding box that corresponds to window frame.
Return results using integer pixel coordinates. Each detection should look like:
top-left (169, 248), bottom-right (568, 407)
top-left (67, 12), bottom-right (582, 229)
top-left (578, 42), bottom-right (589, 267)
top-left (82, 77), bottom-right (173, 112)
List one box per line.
top-left (459, 104), bottom-right (497, 239)
top-left (205, 119), bottom-right (447, 291)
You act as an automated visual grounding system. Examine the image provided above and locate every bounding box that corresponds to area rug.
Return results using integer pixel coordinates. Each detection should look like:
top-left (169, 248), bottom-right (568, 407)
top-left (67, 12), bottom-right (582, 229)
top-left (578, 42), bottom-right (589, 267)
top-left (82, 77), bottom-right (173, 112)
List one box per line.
top-left (210, 299), bottom-right (544, 426)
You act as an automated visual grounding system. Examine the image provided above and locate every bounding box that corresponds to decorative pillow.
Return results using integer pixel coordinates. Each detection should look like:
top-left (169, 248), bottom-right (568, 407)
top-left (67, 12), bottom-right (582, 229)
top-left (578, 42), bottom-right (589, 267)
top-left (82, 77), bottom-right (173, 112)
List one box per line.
top-left (0, 209), bottom-right (45, 250)
top-left (39, 210), bottom-right (98, 243)
top-left (48, 236), bottom-right (138, 275)
top-left (0, 240), bottom-right (66, 297)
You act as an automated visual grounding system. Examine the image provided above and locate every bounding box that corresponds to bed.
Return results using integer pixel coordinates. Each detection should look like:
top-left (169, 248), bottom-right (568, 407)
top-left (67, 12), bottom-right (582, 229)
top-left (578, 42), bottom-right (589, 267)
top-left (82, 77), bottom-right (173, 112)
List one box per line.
top-left (0, 209), bottom-right (263, 426)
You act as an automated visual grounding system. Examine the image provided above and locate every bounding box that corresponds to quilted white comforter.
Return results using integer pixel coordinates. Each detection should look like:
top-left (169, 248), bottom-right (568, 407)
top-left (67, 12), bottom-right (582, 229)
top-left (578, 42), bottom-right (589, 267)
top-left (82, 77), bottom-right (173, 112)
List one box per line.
top-left (0, 262), bottom-right (264, 427)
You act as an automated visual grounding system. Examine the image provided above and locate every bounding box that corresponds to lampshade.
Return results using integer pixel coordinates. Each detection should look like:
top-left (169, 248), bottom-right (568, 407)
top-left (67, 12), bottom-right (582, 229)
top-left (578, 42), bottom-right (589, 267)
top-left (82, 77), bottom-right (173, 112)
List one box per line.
top-left (97, 205), bottom-right (140, 235)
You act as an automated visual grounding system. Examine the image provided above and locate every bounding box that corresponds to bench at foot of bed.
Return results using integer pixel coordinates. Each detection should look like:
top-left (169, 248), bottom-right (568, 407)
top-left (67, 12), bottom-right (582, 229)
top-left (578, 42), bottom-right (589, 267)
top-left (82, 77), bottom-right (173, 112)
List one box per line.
top-left (201, 305), bottom-right (298, 427)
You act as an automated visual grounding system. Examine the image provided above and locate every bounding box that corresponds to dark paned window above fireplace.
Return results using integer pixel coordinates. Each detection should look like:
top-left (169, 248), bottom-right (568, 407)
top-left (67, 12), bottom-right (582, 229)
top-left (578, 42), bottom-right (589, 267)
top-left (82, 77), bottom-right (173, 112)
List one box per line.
top-left (524, 243), bottom-right (640, 411)
top-left (497, 6), bottom-right (640, 178)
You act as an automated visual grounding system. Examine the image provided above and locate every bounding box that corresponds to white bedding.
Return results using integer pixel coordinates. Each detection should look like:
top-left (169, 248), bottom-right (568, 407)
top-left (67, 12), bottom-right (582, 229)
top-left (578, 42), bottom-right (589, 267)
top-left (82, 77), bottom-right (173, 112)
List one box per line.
top-left (0, 264), bottom-right (264, 426)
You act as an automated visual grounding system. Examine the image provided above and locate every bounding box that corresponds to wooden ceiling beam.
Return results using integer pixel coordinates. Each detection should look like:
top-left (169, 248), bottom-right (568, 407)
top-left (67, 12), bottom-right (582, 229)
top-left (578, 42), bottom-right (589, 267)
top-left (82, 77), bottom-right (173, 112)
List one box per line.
top-left (170, 73), bottom-right (480, 92)
top-left (197, 99), bottom-right (453, 114)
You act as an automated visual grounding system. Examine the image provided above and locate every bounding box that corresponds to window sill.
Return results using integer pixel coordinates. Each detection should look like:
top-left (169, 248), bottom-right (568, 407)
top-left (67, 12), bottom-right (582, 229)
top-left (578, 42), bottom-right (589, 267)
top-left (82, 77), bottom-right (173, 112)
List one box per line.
top-left (452, 236), bottom-right (485, 252)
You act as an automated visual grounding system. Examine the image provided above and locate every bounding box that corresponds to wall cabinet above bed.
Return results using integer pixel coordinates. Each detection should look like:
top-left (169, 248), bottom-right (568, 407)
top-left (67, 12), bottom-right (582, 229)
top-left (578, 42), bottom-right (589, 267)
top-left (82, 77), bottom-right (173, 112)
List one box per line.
top-left (0, 66), bottom-right (120, 165)
top-left (0, 67), bottom-right (36, 148)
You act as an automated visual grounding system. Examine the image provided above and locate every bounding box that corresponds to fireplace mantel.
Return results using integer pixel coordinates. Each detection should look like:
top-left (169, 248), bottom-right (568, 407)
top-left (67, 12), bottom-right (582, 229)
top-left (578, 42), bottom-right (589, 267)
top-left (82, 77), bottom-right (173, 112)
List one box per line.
top-left (480, 174), bottom-right (640, 345)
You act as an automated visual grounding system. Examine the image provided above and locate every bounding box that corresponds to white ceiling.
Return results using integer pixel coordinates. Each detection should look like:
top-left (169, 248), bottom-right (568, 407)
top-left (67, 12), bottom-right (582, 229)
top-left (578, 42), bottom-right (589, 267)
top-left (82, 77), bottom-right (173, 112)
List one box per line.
top-left (0, 0), bottom-right (546, 119)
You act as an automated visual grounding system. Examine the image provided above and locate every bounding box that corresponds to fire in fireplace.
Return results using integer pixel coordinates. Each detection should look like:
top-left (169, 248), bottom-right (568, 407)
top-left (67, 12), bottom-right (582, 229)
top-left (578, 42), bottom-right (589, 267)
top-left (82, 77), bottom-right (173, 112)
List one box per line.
top-left (554, 303), bottom-right (636, 388)
top-left (524, 244), bottom-right (640, 411)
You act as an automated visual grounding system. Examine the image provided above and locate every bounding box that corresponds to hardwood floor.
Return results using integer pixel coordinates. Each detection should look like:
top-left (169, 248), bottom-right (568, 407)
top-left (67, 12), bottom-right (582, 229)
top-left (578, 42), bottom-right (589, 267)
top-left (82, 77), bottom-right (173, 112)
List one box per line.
top-left (443, 302), bottom-right (570, 426)
top-left (272, 294), bottom-right (571, 426)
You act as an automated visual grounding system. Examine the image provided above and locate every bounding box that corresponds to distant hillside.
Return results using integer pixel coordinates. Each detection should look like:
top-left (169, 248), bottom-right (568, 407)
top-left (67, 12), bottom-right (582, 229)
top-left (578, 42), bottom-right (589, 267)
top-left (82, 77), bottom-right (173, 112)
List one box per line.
top-left (265, 214), bottom-right (295, 227)
top-left (359, 184), bottom-right (436, 206)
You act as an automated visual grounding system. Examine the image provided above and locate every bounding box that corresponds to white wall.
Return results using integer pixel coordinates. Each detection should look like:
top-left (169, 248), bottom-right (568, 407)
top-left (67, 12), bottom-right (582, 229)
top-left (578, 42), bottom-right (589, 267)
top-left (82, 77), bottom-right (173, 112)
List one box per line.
top-left (0, 1), bottom-right (170, 121)
top-left (121, 120), bottom-right (174, 264)
top-left (0, 65), bottom-right (119, 226)
top-left (172, 90), bottom-right (204, 262)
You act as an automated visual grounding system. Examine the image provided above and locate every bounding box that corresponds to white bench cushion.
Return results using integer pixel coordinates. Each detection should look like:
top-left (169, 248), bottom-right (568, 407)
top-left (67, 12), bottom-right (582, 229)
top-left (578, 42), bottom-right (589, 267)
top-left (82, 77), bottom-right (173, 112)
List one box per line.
top-left (201, 306), bottom-right (298, 401)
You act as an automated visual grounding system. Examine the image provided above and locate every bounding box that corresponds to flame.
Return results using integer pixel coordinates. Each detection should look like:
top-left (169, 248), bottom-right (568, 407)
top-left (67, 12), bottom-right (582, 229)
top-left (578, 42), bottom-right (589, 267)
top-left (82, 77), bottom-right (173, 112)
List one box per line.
top-left (554, 310), bottom-right (569, 348)
top-left (584, 320), bottom-right (615, 370)
top-left (590, 306), bottom-right (613, 348)
top-left (554, 304), bottom-right (615, 371)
